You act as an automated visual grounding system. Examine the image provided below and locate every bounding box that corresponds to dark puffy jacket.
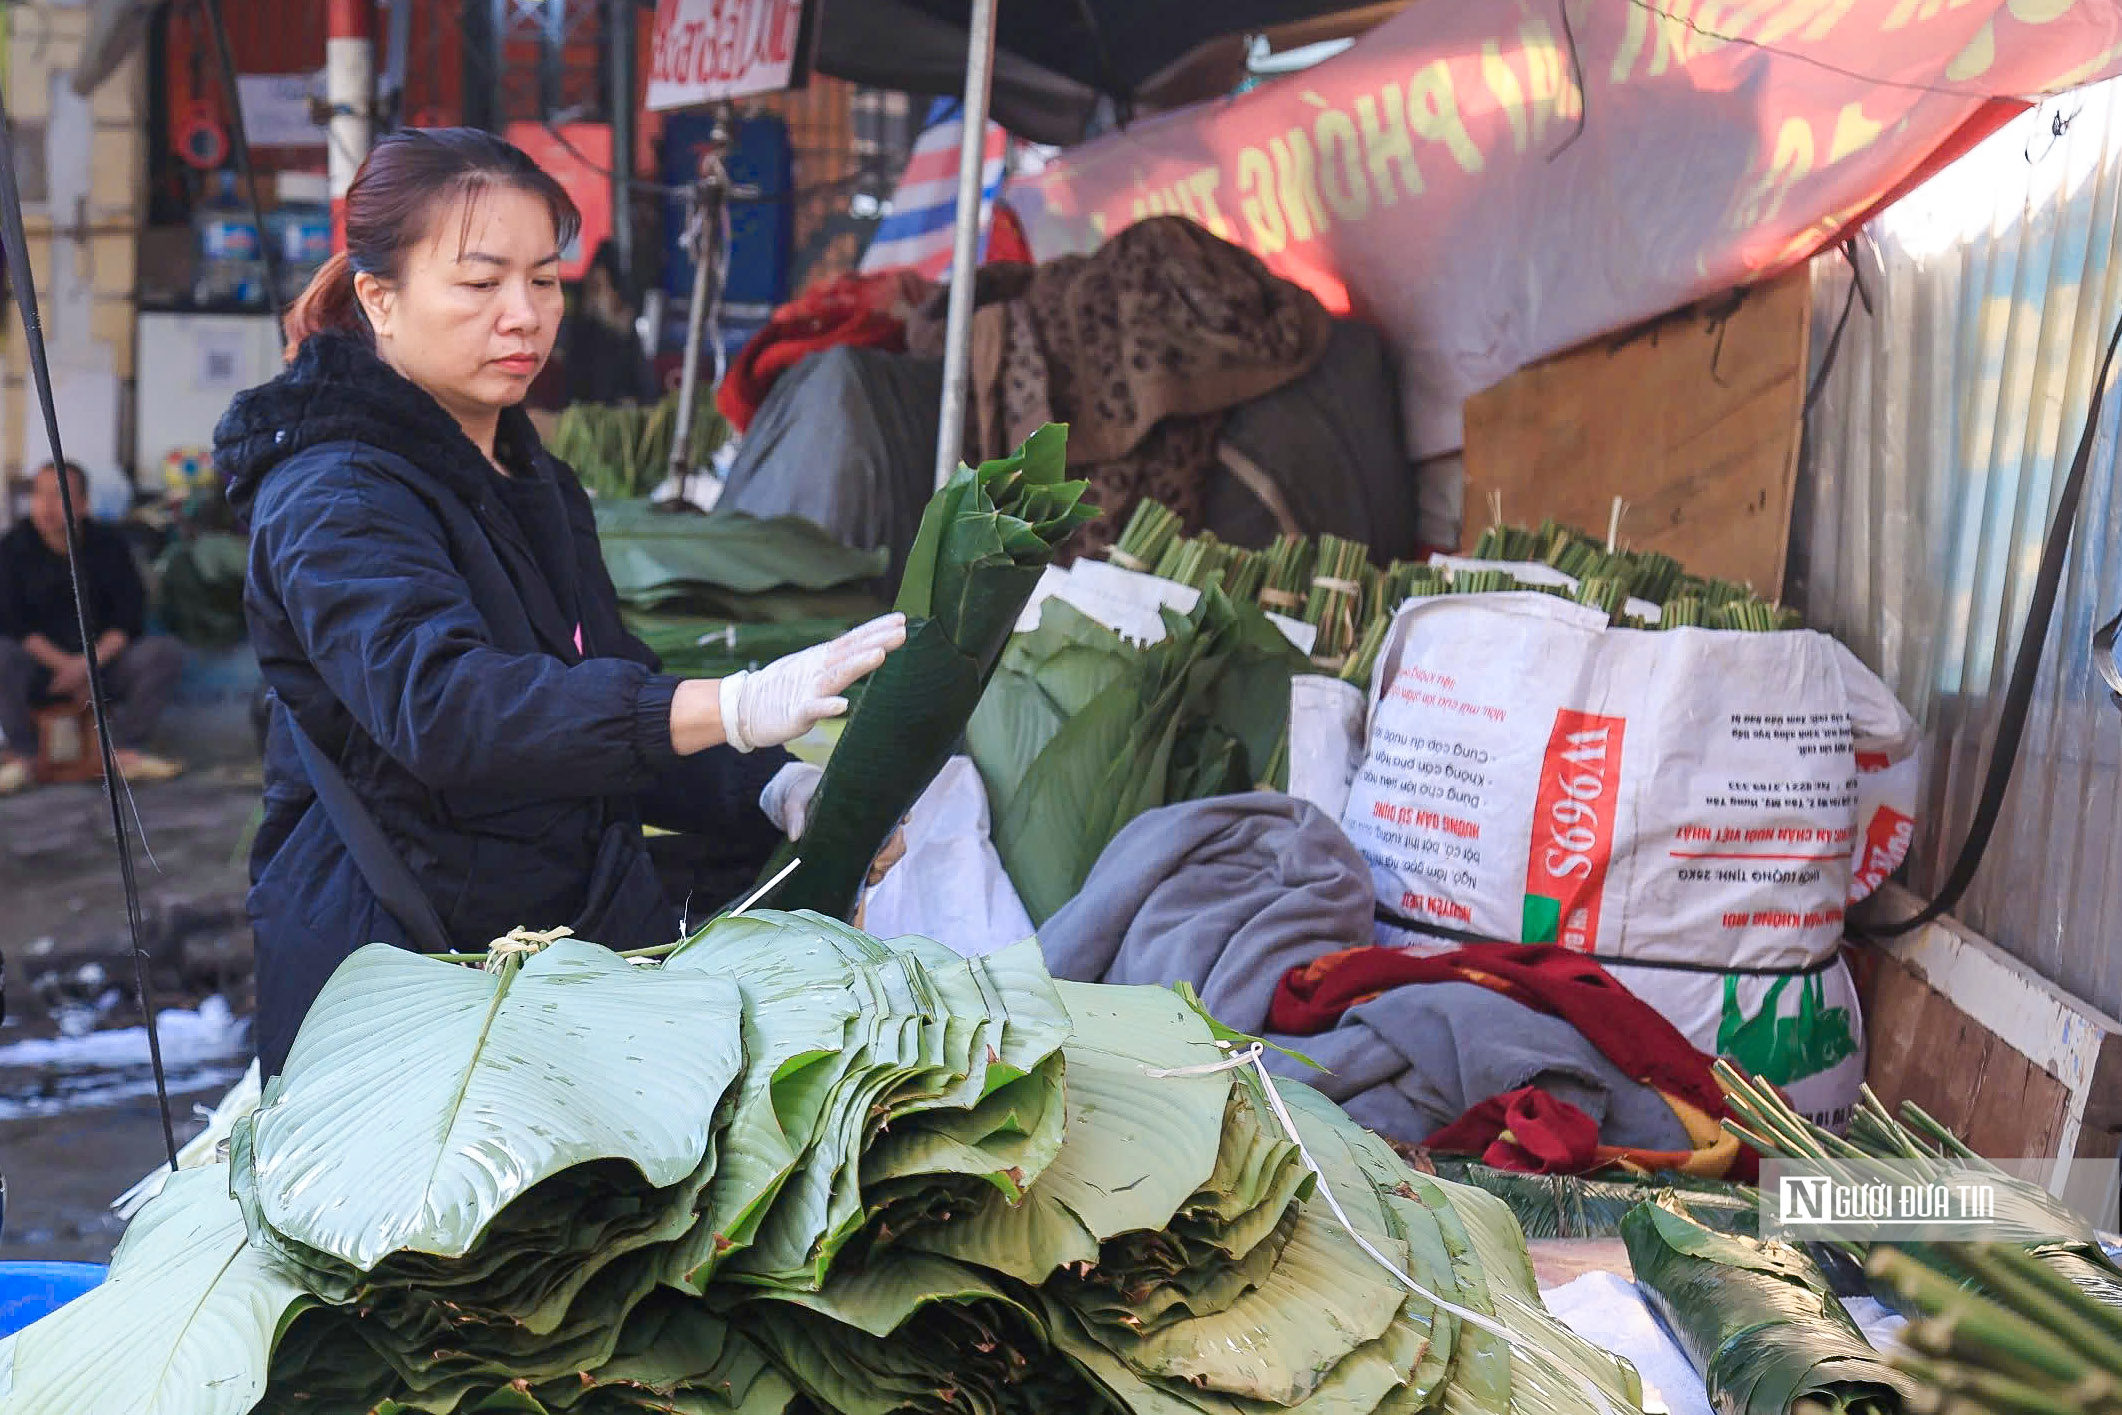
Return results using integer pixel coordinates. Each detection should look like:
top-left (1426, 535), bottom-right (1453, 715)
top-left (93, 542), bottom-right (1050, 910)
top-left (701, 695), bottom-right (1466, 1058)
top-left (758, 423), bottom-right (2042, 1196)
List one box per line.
top-left (219, 333), bottom-right (785, 1075)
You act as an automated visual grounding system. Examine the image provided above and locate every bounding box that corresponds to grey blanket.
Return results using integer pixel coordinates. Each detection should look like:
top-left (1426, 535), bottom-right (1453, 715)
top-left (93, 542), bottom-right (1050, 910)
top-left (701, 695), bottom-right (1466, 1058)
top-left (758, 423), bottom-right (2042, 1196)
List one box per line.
top-left (1038, 792), bottom-right (1689, 1153)
top-left (1264, 981), bottom-right (1688, 1151)
top-left (1039, 794), bottom-right (1371, 1035)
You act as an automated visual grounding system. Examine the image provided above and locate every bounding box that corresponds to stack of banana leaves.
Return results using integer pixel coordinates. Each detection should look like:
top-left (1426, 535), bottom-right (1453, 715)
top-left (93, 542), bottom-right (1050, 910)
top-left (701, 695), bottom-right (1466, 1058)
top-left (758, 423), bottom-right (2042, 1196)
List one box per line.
top-left (0, 910), bottom-right (1648, 1415)
top-left (767, 424), bottom-right (1097, 921)
top-left (965, 586), bottom-right (1308, 923)
top-left (549, 390), bottom-right (728, 501)
top-left (1716, 1062), bottom-right (2122, 1312)
top-left (593, 502), bottom-right (892, 680)
top-left (1620, 1199), bottom-right (1915, 1415)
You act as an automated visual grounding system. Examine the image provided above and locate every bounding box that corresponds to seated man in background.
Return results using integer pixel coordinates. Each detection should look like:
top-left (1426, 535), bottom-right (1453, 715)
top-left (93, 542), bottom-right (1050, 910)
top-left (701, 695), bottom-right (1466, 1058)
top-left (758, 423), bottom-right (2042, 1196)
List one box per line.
top-left (0, 461), bottom-right (184, 793)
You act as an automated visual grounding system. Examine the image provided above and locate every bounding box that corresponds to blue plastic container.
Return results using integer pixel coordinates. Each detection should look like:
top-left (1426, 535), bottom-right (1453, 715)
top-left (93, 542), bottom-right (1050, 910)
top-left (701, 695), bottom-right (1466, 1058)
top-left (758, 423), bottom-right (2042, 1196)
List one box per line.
top-left (0, 1263), bottom-right (106, 1337)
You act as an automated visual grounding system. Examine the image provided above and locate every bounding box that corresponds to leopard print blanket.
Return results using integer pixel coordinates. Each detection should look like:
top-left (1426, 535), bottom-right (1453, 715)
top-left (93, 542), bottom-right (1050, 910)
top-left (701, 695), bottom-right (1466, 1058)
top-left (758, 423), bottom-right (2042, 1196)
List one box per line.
top-left (907, 217), bottom-right (1331, 557)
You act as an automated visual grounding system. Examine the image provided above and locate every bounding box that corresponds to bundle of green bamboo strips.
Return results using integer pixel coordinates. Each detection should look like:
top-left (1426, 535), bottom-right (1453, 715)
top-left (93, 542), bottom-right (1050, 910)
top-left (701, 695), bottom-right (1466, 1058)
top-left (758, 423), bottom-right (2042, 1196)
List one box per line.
top-left (1107, 499), bottom-right (1182, 573)
top-left (1303, 534), bottom-right (1371, 668)
top-left (1258, 534), bottom-right (1314, 615)
top-left (1715, 1061), bottom-right (2122, 1313)
top-left (1867, 1243), bottom-right (2122, 1415)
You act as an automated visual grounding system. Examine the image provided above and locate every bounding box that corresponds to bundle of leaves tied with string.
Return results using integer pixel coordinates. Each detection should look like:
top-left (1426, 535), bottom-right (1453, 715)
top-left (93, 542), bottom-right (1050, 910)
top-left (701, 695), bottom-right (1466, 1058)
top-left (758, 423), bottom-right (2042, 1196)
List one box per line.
top-left (0, 910), bottom-right (1648, 1415)
top-left (1620, 1198), bottom-right (1915, 1415)
top-left (765, 423), bottom-right (1094, 920)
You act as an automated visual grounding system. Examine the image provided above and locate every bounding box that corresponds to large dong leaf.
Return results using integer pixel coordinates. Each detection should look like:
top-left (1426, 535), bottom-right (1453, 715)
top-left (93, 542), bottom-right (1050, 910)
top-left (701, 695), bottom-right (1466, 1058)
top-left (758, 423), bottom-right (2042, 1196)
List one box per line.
top-left (965, 599), bottom-right (1132, 821)
top-left (765, 424), bottom-right (1093, 920)
top-left (993, 586), bottom-right (1306, 924)
top-left (908, 981), bottom-right (1229, 1282)
top-left (249, 940), bottom-right (744, 1270)
top-left (0, 1166), bottom-right (310, 1415)
top-left (594, 505), bottom-right (887, 600)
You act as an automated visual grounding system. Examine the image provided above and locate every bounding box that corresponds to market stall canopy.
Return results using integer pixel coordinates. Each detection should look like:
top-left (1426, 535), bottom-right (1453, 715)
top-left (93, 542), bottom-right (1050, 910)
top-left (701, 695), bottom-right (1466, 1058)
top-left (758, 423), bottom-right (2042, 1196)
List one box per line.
top-left (1008, 0), bottom-right (2122, 457)
top-left (810, 0), bottom-right (1402, 145)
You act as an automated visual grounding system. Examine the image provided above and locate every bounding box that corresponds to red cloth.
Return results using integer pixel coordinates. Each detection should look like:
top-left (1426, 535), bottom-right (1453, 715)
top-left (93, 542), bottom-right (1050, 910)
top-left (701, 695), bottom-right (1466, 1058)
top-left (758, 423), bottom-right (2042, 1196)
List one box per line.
top-left (987, 200), bottom-right (1032, 266)
top-left (1268, 942), bottom-right (1725, 1118)
top-left (715, 270), bottom-right (933, 432)
top-left (1427, 1087), bottom-right (1601, 1174)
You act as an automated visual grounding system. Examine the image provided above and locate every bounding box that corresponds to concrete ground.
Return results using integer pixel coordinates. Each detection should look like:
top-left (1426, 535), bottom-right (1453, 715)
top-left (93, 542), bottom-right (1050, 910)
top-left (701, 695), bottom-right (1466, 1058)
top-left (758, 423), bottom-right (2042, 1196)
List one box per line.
top-left (0, 766), bottom-right (257, 1263)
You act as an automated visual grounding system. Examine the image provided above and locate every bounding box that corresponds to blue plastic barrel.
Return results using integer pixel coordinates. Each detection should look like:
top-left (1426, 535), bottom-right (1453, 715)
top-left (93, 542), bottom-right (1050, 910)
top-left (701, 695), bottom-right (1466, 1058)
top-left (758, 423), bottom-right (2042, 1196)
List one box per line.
top-left (0, 1263), bottom-right (106, 1337)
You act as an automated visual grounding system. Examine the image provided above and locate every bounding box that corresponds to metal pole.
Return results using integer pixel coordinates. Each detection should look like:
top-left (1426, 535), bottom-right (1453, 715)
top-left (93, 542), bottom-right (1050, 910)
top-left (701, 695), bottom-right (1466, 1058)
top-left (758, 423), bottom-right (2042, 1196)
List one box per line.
top-left (666, 107), bottom-right (737, 503)
top-left (668, 188), bottom-right (715, 497)
top-left (609, 0), bottom-right (637, 291)
top-left (931, 0), bottom-right (999, 489)
top-left (326, 0), bottom-right (376, 251)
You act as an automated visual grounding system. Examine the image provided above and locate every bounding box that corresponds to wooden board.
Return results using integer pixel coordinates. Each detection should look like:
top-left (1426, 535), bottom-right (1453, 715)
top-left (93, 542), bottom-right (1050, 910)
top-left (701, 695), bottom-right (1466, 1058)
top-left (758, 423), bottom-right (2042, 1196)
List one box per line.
top-left (1860, 885), bottom-right (2122, 1184)
top-left (1460, 265), bottom-right (1812, 599)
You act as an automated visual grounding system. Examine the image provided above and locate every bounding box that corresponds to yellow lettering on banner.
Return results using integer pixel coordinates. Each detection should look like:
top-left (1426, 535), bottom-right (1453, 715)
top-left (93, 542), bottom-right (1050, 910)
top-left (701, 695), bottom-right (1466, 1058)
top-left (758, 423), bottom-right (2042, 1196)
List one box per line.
top-left (2007, 0), bottom-right (2074, 22)
top-left (1236, 146), bottom-right (1288, 253)
top-left (1131, 196), bottom-right (1154, 223)
top-left (1611, 0), bottom-right (1649, 82)
top-left (1269, 129), bottom-right (1332, 242)
top-left (1355, 87), bottom-right (1425, 205)
top-left (1169, 179), bottom-right (1202, 223)
top-left (1407, 60), bottom-right (1485, 174)
top-left (1482, 43), bottom-right (1531, 153)
top-left (1827, 100), bottom-right (1884, 163)
top-left (1314, 109), bottom-right (1371, 221)
top-left (1801, 0), bottom-right (1861, 39)
top-left (1738, 116), bottom-right (1814, 228)
top-left (1089, 213), bottom-right (1109, 238)
top-left (1756, 0), bottom-right (1836, 45)
top-left (1185, 168), bottom-right (1234, 240)
top-left (1519, 13), bottom-right (1582, 138)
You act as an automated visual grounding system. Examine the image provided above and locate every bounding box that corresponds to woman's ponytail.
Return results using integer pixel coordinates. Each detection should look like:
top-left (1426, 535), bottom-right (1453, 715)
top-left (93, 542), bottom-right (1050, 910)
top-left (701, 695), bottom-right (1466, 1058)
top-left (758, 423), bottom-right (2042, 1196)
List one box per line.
top-left (282, 250), bottom-right (364, 361)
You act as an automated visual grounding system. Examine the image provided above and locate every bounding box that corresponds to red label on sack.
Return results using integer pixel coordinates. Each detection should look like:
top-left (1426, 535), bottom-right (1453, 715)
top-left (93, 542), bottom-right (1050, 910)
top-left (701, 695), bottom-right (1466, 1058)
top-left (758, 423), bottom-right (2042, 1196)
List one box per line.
top-left (1523, 710), bottom-right (1626, 952)
top-left (1850, 804), bottom-right (1914, 902)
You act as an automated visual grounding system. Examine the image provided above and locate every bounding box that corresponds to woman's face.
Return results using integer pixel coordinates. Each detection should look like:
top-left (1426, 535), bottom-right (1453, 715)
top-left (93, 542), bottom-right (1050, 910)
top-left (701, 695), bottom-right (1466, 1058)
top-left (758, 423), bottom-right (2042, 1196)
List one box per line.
top-left (355, 184), bottom-right (564, 430)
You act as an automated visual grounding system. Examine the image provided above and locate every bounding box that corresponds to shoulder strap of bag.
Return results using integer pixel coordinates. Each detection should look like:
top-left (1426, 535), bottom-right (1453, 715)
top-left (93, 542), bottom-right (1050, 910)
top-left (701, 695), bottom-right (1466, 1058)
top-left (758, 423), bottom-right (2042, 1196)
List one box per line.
top-left (1860, 306), bottom-right (2122, 938)
top-left (281, 701), bottom-right (454, 955)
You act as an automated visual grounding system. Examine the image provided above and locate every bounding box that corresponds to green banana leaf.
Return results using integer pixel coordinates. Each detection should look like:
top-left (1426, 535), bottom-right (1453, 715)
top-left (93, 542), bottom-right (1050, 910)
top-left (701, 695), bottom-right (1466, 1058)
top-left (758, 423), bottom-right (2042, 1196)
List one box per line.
top-left (907, 980), bottom-right (1230, 1283)
top-left (1620, 1201), bottom-right (1915, 1415)
top-left (246, 940), bottom-right (743, 1270)
top-left (6, 907), bottom-right (1659, 1415)
top-left (765, 424), bottom-right (1094, 920)
top-left (0, 1165), bottom-right (311, 1415)
top-left (595, 504), bottom-right (890, 604)
top-left (156, 531), bottom-right (251, 648)
top-left (623, 611), bottom-right (869, 678)
top-left (988, 585), bottom-right (1306, 923)
top-left (1423, 1158), bottom-right (1761, 1239)
top-left (965, 600), bottom-right (1134, 822)
top-left (552, 391), bottom-right (727, 501)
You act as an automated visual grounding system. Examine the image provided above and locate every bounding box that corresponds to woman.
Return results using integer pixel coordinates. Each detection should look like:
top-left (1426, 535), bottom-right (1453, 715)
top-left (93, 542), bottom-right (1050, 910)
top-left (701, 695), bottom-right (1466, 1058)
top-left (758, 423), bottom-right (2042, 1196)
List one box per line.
top-left (217, 129), bottom-right (903, 1076)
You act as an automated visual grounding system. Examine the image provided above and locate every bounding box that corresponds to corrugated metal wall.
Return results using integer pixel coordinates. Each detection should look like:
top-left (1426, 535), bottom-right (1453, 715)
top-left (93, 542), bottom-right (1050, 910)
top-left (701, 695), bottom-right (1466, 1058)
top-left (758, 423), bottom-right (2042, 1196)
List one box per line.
top-left (1792, 79), bottom-right (2122, 1019)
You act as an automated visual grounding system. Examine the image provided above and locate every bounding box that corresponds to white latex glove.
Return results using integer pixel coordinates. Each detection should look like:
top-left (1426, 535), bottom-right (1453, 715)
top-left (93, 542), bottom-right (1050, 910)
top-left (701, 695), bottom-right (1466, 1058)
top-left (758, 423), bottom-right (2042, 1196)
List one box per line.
top-left (759, 761), bottom-right (824, 839)
top-left (719, 613), bottom-right (907, 753)
top-left (758, 759), bottom-right (909, 871)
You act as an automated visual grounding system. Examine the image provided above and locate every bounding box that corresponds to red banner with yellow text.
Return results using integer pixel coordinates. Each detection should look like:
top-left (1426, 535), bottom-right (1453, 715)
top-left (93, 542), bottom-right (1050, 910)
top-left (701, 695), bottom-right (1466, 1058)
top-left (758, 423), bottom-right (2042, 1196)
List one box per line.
top-left (1011, 0), bottom-right (2122, 456)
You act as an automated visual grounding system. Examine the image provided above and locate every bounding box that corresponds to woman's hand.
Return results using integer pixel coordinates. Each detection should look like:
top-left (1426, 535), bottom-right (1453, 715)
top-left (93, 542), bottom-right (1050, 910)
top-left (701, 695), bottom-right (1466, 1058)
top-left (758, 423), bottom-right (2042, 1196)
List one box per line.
top-left (670, 613), bottom-right (907, 756)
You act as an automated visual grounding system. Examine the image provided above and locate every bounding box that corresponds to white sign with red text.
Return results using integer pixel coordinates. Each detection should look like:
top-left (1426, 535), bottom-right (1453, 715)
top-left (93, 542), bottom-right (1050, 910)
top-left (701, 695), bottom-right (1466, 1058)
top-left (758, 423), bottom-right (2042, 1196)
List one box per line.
top-left (646, 0), bottom-right (807, 111)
